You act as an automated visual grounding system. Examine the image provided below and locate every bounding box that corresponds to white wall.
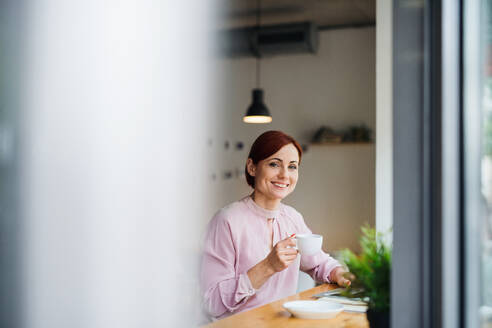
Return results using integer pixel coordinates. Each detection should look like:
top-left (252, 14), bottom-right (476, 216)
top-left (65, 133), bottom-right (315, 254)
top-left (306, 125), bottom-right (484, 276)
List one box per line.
top-left (11, 1), bottom-right (214, 327)
top-left (376, 0), bottom-right (393, 240)
top-left (209, 27), bottom-right (376, 254)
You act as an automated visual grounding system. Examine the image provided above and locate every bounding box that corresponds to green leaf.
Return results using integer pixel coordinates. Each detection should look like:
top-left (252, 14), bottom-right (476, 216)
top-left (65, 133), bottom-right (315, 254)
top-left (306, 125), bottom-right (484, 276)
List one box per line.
top-left (338, 224), bottom-right (392, 311)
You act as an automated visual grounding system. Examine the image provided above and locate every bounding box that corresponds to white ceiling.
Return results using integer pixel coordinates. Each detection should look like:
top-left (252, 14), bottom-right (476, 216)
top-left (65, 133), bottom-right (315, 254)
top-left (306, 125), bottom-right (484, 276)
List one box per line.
top-left (218, 0), bottom-right (376, 29)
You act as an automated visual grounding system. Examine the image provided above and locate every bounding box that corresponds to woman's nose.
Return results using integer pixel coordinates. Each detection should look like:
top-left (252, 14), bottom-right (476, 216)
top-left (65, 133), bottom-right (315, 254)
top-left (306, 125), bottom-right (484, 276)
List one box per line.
top-left (278, 166), bottom-right (287, 177)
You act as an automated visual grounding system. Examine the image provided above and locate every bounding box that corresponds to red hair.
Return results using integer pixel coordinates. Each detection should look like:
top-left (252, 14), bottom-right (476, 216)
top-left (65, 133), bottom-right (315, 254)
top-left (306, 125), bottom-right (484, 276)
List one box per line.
top-left (245, 130), bottom-right (302, 188)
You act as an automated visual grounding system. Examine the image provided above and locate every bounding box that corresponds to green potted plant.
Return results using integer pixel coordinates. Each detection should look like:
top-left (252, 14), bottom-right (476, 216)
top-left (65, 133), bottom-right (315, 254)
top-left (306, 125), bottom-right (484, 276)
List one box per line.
top-left (339, 225), bottom-right (391, 328)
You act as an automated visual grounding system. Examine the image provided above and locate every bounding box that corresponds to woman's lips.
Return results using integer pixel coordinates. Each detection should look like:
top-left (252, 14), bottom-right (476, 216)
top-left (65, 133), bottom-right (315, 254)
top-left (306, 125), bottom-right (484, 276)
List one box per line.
top-left (271, 181), bottom-right (289, 189)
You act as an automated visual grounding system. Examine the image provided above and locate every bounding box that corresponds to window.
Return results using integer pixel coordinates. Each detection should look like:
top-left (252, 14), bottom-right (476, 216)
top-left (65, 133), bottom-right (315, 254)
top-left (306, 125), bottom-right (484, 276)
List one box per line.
top-left (464, 0), bottom-right (492, 326)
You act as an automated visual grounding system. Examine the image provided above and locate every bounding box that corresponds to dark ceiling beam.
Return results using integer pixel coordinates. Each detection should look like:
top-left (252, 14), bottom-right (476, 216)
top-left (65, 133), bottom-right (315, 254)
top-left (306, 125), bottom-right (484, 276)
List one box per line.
top-left (318, 22), bottom-right (375, 31)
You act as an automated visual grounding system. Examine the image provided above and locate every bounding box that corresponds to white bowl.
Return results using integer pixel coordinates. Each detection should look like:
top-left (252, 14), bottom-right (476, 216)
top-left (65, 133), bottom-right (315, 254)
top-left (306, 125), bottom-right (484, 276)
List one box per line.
top-left (282, 300), bottom-right (343, 319)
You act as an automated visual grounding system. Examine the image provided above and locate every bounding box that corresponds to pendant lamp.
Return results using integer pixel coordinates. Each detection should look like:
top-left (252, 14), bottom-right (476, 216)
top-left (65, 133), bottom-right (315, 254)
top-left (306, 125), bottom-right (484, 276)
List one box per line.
top-left (243, 0), bottom-right (272, 124)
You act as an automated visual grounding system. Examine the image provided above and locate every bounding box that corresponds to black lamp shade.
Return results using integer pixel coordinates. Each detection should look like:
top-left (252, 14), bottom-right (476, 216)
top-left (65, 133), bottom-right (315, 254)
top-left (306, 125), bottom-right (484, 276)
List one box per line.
top-left (243, 89), bottom-right (272, 123)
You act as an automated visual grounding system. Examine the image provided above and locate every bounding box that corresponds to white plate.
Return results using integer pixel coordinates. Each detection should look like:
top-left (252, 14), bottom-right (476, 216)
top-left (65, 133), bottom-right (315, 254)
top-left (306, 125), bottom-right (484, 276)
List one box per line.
top-left (282, 300), bottom-right (344, 319)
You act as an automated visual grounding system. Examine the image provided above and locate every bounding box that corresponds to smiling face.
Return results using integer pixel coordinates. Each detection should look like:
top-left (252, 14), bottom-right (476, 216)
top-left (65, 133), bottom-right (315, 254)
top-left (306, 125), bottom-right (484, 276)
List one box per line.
top-left (246, 143), bottom-right (300, 208)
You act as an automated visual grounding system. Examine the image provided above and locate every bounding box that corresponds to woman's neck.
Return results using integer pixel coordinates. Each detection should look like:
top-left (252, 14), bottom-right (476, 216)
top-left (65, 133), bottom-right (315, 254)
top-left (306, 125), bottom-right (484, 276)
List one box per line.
top-left (251, 191), bottom-right (281, 211)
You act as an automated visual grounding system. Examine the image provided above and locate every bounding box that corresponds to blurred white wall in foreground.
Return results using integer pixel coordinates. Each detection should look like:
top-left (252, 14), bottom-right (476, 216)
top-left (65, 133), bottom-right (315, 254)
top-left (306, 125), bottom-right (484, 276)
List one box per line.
top-left (375, 0), bottom-right (393, 241)
top-left (5, 1), bottom-right (214, 327)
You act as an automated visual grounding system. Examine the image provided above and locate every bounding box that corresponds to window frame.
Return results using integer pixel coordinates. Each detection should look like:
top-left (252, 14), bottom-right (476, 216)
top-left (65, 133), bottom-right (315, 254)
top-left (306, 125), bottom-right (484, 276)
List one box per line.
top-left (392, 0), bottom-right (463, 327)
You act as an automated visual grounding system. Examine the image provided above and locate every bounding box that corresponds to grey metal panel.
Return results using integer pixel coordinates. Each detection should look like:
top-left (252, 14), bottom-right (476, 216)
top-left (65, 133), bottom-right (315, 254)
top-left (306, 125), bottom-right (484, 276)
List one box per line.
top-left (440, 1), bottom-right (462, 327)
top-left (392, 0), bottom-right (431, 327)
top-left (462, 0), bottom-right (483, 326)
top-left (393, 0), bottom-right (464, 327)
top-left (0, 1), bottom-right (24, 327)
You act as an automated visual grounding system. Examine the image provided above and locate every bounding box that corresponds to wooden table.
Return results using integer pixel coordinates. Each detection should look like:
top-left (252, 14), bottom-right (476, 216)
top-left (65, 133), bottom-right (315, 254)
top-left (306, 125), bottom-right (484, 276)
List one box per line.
top-left (204, 284), bottom-right (369, 328)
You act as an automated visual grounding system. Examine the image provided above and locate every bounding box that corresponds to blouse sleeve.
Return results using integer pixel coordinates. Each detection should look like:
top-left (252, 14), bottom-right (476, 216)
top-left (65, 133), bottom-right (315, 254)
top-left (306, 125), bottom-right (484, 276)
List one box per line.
top-left (200, 212), bottom-right (256, 318)
top-left (296, 213), bottom-right (343, 283)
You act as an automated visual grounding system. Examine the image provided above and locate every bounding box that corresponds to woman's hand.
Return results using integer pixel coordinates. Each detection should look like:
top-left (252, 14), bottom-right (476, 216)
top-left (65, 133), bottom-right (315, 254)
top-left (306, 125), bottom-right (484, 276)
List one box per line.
top-left (330, 267), bottom-right (352, 287)
top-left (265, 236), bottom-right (299, 273)
top-left (247, 236), bottom-right (298, 289)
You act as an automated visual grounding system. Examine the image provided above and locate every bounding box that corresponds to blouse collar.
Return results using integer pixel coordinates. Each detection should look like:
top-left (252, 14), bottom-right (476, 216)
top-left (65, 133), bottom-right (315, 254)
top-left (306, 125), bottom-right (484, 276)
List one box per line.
top-left (243, 195), bottom-right (281, 220)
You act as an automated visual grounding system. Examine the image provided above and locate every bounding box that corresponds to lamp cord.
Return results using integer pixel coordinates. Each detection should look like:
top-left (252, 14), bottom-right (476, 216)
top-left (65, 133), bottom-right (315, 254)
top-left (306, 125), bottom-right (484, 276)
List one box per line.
top-left (256, 54), bottom-right (260, 88)
top-left (256, 0), bottom-right (261, 88)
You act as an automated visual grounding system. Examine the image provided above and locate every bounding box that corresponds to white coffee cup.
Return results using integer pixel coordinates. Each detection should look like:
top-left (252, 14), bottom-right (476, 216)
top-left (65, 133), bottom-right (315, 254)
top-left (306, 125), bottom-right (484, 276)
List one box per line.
top-left (295, 234), bottom-right (323, 255)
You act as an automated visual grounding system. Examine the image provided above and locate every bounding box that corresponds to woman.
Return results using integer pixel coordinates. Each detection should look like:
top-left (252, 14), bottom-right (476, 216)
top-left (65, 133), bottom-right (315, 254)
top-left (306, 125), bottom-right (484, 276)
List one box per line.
top-left (201, 130), bottom-right (351, 320)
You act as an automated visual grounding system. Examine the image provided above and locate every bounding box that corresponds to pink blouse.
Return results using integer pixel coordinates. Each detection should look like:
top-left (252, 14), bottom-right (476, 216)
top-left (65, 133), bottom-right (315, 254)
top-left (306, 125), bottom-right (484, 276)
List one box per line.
top-left (200, 196), bottom-right (342, 320)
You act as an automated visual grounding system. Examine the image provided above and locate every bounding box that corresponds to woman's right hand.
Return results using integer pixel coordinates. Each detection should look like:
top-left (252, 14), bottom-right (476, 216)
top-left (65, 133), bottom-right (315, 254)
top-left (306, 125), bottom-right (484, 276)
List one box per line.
top-left (247, 235), bottom-right (299, 289)
top-left (265, 236), bottom-right (299, 272)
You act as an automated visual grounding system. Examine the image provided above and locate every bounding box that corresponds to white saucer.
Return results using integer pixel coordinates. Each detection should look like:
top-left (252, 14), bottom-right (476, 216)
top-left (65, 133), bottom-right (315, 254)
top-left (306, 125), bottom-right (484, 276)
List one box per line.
top-left (282, 300), bottom-right (343, 319)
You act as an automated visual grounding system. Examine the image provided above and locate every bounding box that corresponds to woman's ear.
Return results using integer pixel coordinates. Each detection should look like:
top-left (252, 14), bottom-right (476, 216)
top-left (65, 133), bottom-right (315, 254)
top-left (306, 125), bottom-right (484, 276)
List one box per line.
top-left (246, 158), bottom-right (256, 177)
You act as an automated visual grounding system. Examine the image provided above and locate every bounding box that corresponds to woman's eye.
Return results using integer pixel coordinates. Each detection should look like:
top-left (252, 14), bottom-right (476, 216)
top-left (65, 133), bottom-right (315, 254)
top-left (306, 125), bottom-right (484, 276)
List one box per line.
top-left (289, 165), bottom-right (298, 170)
top-left (269, 162), bottom-right (279, 168)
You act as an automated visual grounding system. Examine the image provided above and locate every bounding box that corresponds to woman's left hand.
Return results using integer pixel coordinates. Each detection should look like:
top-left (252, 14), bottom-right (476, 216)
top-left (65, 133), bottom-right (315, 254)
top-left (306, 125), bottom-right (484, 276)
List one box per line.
top-left (330, 267), bottom-right (352, 287)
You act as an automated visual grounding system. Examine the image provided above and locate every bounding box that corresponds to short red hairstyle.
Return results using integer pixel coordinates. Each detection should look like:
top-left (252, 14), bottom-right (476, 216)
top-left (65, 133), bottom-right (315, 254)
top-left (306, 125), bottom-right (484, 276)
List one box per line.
top-left (245, 130), bottom-right (302, 188)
